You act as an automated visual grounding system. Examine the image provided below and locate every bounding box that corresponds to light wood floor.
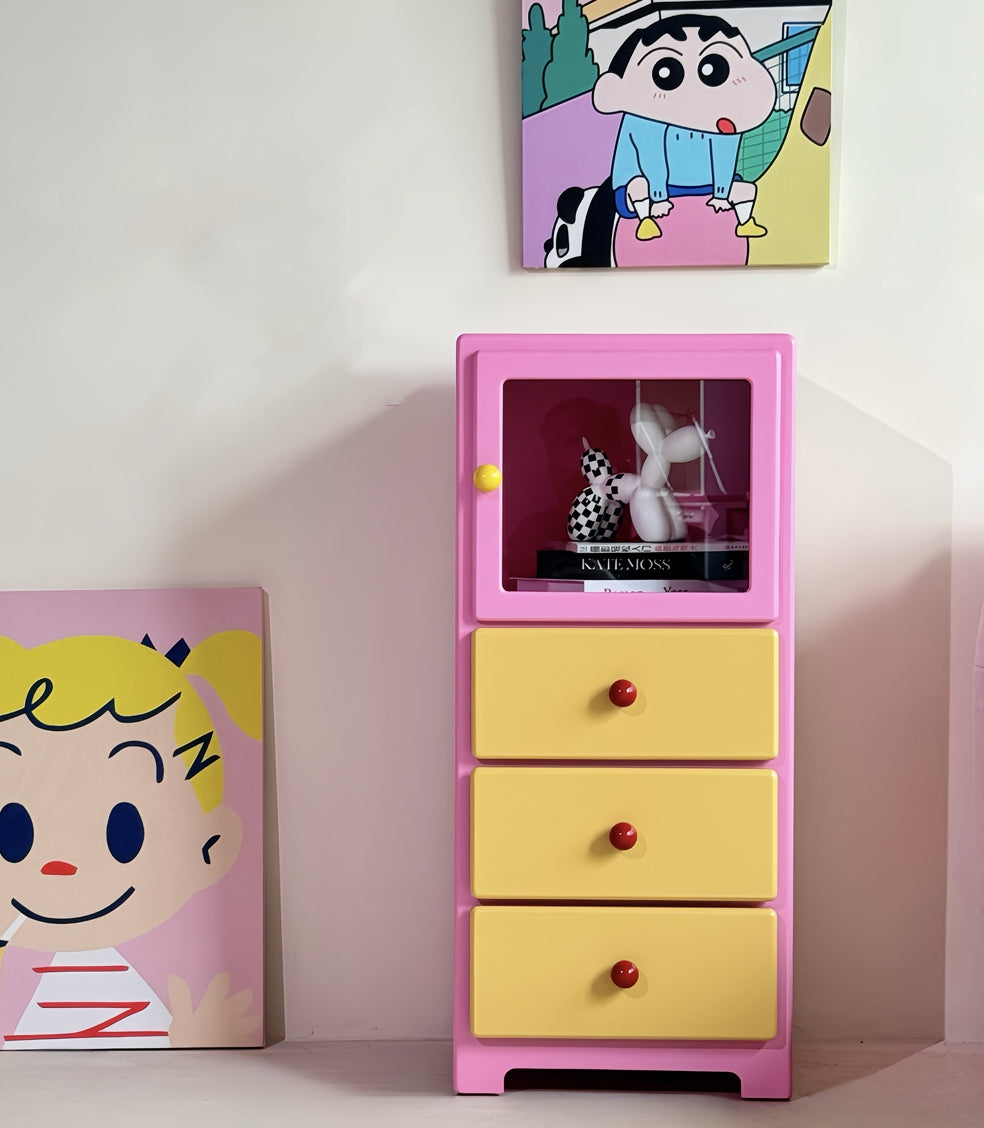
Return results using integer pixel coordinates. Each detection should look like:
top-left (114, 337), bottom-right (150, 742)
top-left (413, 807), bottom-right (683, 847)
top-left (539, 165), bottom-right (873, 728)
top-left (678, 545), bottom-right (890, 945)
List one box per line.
top-left (4, 1039), bottom-right (981, 1127)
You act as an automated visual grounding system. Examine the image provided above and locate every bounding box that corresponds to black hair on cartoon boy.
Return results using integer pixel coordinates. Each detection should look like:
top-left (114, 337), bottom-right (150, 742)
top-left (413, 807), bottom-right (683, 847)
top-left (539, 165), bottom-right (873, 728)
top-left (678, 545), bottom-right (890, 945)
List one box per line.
top-left (608, 15), bottom-right (742, 78)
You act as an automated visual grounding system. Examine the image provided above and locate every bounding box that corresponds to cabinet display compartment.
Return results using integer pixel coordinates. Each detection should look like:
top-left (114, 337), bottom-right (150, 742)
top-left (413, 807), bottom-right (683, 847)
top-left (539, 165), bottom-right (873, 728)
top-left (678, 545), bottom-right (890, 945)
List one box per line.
top-left (455, 334), bottom-right (794, 1100)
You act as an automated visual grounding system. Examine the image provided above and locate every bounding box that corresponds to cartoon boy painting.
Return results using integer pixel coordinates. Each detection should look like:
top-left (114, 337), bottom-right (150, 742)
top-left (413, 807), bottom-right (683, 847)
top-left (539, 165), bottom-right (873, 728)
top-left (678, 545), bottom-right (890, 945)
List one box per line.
top-left (592, 14), bottom-right (776, 240)
top-left (0, 630), bottom-right (262, 1048)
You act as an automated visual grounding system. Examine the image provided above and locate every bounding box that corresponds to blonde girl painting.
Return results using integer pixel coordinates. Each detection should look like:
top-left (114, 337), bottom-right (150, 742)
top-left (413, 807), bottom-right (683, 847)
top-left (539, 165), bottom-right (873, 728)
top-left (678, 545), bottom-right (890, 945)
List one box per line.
top-left (0, 588), bottom-right (264, 1049)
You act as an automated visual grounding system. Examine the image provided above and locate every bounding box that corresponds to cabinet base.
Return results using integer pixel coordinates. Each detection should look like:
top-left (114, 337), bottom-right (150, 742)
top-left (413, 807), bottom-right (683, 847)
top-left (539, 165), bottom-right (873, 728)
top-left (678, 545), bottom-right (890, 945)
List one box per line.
top-left (453, 1042), bottom-right (791, 1100)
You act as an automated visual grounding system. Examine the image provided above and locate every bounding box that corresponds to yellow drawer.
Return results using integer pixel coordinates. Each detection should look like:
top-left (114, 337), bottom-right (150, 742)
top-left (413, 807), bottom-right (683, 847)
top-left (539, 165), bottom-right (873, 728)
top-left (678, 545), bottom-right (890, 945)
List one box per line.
top-left (472, 627), bottom-right (777, 761)
top-left (471, 767), bottom-right (777, 902)
top-left (471, 906), bottom-right (777, 1041)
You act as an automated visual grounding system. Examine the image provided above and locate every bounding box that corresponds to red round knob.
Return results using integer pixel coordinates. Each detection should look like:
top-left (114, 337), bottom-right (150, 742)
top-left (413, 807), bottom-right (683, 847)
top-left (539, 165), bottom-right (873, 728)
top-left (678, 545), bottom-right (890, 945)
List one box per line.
top-left (609, 822), bottom-right (638, 851)
top-left (611, 960), bottom-right (639, 989)
top-left (608, 679), bottom-right (637, 708)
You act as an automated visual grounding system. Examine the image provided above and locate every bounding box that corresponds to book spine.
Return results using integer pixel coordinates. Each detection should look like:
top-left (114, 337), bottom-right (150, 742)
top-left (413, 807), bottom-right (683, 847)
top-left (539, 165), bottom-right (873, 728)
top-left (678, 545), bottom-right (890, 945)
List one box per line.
top-left (537, 549), bottom-right (749, 581)
top-left (566, 541), bottom-right (749, 554)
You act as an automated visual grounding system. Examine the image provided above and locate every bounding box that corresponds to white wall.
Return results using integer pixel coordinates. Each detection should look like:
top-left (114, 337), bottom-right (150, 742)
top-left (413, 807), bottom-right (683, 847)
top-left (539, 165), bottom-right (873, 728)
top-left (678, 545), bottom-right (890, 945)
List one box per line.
top-left (0, 0), bottom-right (980, 1042)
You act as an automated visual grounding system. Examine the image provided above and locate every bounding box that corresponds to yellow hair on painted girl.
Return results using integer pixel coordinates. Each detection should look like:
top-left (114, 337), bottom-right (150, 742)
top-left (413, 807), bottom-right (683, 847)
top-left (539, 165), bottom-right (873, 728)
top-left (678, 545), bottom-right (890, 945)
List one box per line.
top-left (0, 631), bottom-right (261, 812)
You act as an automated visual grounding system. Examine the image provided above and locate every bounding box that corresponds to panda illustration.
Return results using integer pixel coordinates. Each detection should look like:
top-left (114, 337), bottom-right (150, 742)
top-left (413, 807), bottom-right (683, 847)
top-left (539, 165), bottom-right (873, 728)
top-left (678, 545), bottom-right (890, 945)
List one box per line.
top-left (543, 177), bottom-right (617, 269)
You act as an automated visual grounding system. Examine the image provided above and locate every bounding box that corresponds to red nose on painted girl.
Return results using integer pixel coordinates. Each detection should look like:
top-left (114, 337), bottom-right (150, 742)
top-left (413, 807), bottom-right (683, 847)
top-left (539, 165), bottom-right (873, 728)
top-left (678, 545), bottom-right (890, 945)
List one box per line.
top-left (717, 117), bottom-right (736, 134)
top-left (41, 860), bottom-right (78, 876)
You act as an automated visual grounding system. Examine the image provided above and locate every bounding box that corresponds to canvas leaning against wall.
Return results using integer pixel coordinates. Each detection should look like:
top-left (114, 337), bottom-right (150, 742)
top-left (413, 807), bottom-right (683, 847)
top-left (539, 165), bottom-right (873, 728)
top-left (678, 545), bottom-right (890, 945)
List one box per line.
top-left (0, 588), bottom-right (264, 1049)
top-left (523, 0), bottom-right (832, 268)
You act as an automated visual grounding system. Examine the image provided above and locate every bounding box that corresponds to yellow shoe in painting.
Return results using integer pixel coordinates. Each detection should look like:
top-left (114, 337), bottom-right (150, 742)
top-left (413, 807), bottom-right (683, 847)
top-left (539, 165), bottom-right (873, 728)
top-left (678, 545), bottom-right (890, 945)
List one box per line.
top-left (736, 219), bottom-right (767, 237)
top-left (636, 217), bottom-right (662, 240)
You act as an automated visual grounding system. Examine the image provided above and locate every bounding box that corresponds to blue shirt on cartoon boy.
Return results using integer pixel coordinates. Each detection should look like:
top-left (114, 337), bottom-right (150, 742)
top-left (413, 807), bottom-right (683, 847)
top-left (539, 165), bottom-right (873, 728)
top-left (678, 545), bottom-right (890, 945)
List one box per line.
top-left (592, 13), bottom-right (776, 240)
top-left (611, 116), bottom-right (742, 211)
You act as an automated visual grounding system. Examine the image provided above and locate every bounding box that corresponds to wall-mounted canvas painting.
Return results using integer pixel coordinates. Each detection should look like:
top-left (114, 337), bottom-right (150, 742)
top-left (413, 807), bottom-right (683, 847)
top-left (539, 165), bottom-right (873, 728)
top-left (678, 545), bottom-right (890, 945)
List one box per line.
top-left (523, 1), bottom-right (832, 268)
top-left (0, 588), bottom-right (264, 1049)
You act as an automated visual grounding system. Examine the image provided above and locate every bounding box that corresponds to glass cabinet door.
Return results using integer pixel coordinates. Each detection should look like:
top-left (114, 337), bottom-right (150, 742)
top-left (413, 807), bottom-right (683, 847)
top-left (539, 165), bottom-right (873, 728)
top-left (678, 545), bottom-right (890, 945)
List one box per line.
top-left (464, 337), bottom-right (789, 624)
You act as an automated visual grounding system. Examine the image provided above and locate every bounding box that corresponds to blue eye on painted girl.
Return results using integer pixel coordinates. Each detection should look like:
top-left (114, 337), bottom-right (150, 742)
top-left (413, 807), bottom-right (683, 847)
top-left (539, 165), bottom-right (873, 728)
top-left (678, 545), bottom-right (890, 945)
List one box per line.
top-left (0, 802), bottom-right (34, 864)
top-left (106, 802), bottom-right (144, 864)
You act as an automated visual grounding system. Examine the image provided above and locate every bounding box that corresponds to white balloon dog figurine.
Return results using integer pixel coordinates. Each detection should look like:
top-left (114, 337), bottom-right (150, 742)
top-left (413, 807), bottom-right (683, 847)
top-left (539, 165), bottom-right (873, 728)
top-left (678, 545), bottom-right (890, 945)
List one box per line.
top-left (619, 403), bottom-right (710, 543)
top-left (566, 405), bottom-right (717, 543)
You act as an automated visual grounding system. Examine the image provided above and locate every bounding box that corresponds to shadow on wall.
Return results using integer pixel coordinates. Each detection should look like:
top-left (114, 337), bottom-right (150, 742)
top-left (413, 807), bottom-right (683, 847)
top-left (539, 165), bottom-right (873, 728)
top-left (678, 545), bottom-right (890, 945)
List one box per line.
top-left (155, 373), bottom-right (951, 1045)
top-left (167, 383), bottom-right (456, 1043)
top-left (794, 378), bottom-right (951, 1040)
top-left (942, 539), bottom-right (984, 1041)
top-left (963, 551), bottom-right (984, 914)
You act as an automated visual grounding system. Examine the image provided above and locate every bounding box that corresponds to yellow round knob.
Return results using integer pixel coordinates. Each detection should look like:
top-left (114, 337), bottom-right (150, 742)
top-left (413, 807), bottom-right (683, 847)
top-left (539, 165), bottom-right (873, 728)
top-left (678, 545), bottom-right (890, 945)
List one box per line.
top-left (473, 464), bottom-right (502, 492)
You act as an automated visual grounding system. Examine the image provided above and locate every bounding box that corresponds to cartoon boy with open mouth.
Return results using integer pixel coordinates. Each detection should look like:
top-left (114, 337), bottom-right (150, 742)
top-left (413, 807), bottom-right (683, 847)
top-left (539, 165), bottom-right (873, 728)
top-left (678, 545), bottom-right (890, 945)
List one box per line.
top-left (593, 14), bottom-right (776, 240)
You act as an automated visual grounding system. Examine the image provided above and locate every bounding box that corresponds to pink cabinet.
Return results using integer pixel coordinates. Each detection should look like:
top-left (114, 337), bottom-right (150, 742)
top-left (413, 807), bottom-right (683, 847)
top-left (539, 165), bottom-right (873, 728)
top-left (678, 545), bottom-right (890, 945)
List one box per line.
top-left (454, 334), bottom-right (795, 1099)
top-left (464, 338), bottom-right (785, 623)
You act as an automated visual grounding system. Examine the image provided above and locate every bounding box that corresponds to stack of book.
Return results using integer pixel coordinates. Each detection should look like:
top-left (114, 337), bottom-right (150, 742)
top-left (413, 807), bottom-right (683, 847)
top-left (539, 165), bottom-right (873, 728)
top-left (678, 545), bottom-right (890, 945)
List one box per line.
top-left (518, 540), bottom-right (750, 594)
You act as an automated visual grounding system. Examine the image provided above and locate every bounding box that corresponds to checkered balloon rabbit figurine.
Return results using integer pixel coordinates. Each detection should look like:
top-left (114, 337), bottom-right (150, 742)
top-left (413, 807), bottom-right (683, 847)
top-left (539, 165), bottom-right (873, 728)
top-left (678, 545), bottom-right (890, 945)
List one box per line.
top-left (567, 441), bottom-right (628, 542)
top-left (567, 404), bottom-right (711, 543)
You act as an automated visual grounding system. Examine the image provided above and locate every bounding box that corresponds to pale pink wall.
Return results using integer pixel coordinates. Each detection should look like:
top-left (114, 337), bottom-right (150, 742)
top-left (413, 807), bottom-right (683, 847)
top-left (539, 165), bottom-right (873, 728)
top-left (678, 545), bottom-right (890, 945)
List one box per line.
top-left (0, 0), bottom-right (970, 1045)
